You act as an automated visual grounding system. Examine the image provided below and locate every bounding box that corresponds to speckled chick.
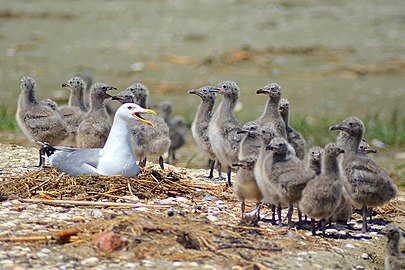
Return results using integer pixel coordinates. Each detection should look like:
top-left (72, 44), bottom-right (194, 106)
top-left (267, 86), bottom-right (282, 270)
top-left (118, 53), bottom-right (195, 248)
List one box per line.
top-left (76, 71), bottom-right (93, 110)
top-left (254, 83), bottom-right (287, 140)
top-left (299, 143), bottom-right (345, 235)
top-left (168, 115), bottom-right (187, 164)
top-left (16, 76), bottom-right (69, 145)
top-left (189, 86), bottom-right (223, 179)
top-left (307, 146), bottom-right (323, 176)
top-left (159, 101), bottom-right (187, 164)
top-left (381, 223), bottom-right (405, 270)
top-left (333, 133), bottom-right (376, 224)
top-left (208, 81), bottom-right (244, 187)
top-left (58, 77), bottom-right (88, 146)
top-left (76, 83), bottom-right (115, 148)
top-left (111, 83), bottom-right (170, 170)
top-left (233, 122), bottom-right (273, 219)
top-left (259, 137), bottom-right (315, 227)
top-left (279, 98), bottom-right (306, 160)
top-left (39, 98), bottom-right (58, 111)
top-left (330, 117), bottom-right (397, 232)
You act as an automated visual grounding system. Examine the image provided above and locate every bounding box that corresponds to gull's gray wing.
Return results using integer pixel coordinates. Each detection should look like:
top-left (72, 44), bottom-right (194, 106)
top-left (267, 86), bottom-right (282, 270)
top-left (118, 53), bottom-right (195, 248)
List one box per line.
top-left (48, 148), bottom-right (102, 176)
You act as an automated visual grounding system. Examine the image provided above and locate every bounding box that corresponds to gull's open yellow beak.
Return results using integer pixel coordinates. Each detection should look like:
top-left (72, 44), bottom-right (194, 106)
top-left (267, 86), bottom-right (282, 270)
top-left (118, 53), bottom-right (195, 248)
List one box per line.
top-left (132, 109), bottom-right (156, 126)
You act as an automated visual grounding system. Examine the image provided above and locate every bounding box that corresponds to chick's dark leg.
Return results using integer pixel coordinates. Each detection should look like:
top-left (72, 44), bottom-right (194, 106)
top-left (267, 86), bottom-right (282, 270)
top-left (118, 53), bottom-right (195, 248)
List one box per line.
top-left (215, 160), bottom-right (225, 180)
top-left (226, 166), bottom-right (232, 187)
top-left (361, 205), bottom-right (368, 233)
top-left (159, 156), bottom-right (164, 170)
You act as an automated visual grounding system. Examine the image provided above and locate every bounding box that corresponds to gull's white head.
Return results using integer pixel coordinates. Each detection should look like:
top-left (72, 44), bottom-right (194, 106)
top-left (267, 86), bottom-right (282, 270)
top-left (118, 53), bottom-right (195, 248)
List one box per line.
top-left (116, 103), bottom-right (156, 126)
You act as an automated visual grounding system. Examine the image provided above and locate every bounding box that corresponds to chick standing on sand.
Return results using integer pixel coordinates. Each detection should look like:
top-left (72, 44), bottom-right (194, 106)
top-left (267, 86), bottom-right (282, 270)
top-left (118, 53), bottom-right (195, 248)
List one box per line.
top-left (208, 81), bottom-right (244, 187)
top-left (258, 137), bottom-right (314, 227)
top-left (299, 143), bottom-right (345, 235)
top-left (189, 86), bottom-right (223, 179)
top-left (330, 117), bottom-right (397, 232)
top-left (16, 76), bottom-right (69, 167)
top-left (233, 122), bottom-right (273, 220)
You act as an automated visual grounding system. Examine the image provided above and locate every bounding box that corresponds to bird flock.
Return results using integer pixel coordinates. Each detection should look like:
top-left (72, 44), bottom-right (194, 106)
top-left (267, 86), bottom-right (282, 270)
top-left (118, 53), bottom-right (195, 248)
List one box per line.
top-left (188, 80), bottom-right (398, 236)
top-left (16, 76), bottom-right (399, 238)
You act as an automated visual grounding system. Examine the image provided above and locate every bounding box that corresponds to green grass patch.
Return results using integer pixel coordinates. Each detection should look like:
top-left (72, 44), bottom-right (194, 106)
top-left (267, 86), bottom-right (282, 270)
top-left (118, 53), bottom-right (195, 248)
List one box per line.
top-left (0, 107), bottom-right (17, 130)
top-left (291, 109), bottom-right (405, 147)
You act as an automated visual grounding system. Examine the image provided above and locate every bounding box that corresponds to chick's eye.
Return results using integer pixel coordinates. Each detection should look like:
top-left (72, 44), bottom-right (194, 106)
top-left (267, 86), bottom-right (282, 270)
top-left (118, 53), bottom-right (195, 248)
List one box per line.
top-left (222, 85), bottom-right (227, 89)
top-left (278, 143), bottom-right (283, 147)
top-left (349, 122), bottom-right (353, 126)
top-left (262, 130), bottom-right (266, 133)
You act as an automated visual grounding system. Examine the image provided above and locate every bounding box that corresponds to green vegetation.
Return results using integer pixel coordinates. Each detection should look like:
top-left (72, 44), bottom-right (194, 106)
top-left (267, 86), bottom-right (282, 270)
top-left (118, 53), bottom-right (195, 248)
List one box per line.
top-left (365, 108), bottom-right (405, 146)
top-left (0, 108), bottom-right (17, 130)
top-left (291, 109), bottom-right (405, 147)
top-left (1, 103), bottom-right (404, 148)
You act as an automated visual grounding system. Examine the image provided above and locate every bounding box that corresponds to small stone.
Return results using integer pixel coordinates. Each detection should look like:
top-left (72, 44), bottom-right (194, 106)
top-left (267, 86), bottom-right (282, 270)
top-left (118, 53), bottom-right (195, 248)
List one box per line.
top-left (297, 252), bottom-right (308, 256)
top-left (93, 231), bottom-right (126, 252)
top-left (18, 212), bottom-right (32, 219)
top-left (2, 202), bottom-right (12, 207)
top-left (0, 259), bottom-right (14, 265)
top-left (206, 215), bottom-right (219, 222)
top-left (356, 266), bottom-right (365, 270)
top-left (325, 228), bottom-right (338, 234)
top-left (361, 253), bottom-right (369, 260)
top-left (287, 231), bottom-right (295, 238)
top-left (39, 248), bottom-right (51, 253)
top-left (90, 209), bottom-right (103, 218)
top-left (175, 197), bottom-right (189, 203)
top-left (26, 204), bottom-right (38, 210)
top-left (56, 213), bottom-right (71, 220)
top-left (202, 194), bottom-right (217, 201)
top-left (36, 252), bottom-right (49, 258)
top-left (172, 262), bottom-right (183, 267)
top-left (345, 243), bottom-right (356, 249)
top-left (124, 262), bottom-right (139, 269)
top-left (81, 257), bottom-right (99, 267)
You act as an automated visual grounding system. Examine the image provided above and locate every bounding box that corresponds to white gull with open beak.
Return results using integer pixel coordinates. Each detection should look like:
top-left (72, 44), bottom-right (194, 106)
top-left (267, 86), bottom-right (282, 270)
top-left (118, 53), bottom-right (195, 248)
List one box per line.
top-left (40, 103), bottom-right (156, 177)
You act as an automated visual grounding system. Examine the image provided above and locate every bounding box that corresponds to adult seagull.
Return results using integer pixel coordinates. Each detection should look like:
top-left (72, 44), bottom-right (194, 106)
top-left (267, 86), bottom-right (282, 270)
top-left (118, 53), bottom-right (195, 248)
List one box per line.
top-left (39, 103), bottom-right (156, 177)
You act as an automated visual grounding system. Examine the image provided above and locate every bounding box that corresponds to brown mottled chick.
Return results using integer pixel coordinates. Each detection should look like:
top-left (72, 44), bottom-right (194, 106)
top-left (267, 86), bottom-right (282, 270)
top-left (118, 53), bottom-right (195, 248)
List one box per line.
top-left (76, 83), bottom-right (116, 148)
top-left (381, 223), bottom-right (405, 270)
top-left (330, 117), bottom-right (397, 232)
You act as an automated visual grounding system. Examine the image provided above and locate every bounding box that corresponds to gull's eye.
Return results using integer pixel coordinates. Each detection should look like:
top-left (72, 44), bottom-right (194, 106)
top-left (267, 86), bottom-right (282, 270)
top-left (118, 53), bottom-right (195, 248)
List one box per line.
top-left (127, 106), bottom-right (133, 110)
